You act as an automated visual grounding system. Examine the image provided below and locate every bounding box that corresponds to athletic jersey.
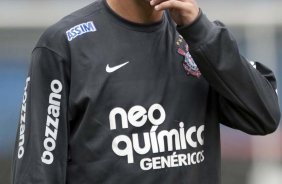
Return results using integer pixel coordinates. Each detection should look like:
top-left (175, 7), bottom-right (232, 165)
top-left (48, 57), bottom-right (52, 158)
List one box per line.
top-left (11, 0), bottom-right (280, 183)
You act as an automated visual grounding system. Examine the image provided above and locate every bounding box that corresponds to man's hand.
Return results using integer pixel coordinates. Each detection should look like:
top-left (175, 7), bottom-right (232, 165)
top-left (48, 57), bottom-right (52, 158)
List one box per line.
top-left (149, 0), bottom-right (200, 26)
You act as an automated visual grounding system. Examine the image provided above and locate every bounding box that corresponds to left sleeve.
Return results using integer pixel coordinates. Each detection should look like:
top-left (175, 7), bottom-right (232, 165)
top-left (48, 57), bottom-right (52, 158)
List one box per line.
top-left (177, 11), bottom-right (281, 135)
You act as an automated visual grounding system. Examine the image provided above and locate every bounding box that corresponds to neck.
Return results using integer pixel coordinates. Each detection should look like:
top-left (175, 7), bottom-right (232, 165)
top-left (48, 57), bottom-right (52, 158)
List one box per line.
top-left (106, 0), bottom-right (164, 24)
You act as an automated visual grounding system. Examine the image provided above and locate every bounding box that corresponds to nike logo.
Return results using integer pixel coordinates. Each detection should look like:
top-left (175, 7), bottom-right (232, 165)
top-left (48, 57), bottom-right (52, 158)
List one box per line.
top-left (106, 61), bottom-right (130, 73)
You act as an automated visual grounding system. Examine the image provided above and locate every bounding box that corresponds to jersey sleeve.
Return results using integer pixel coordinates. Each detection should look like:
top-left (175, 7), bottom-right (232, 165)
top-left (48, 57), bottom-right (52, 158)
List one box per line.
top-left (177, 11), bottom-right (281, 135)
top-left (11, 47), bottom-right (70, 183)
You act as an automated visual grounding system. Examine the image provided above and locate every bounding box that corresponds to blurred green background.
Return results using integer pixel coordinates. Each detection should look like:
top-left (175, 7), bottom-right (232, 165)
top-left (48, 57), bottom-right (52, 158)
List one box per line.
top-left (0, 0), bottom-right (281, 183)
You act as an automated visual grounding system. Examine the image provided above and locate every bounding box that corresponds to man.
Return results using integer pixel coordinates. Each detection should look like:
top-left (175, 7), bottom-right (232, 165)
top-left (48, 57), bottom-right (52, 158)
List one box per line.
top-left (12, 0), bottom-right (280, 183)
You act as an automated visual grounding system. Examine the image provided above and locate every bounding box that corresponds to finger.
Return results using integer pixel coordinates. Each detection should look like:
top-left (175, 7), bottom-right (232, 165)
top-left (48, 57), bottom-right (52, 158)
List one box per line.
top-left (150, 0), bottom-right (166, 6)
top-left (150, 0), bottom-right (192, 6)
top-left (153, 0), bottom-right (185, 11)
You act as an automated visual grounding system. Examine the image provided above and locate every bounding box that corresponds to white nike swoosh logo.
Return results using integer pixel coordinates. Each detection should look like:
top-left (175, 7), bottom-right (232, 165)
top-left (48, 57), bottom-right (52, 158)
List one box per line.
top-left (106, 61), bottom-right (130, 73)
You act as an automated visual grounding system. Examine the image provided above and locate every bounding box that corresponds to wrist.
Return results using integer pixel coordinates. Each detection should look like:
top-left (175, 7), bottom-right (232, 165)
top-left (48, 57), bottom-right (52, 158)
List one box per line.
top-left (177, 8), bottom-right (201, 27)
top-left (177, 10), bottom-right (216, 49)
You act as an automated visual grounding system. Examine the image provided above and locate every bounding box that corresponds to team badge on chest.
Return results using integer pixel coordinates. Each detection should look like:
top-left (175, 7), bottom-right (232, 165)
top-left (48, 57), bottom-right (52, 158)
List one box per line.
top-left (176, 35), bottom-right (201, 78)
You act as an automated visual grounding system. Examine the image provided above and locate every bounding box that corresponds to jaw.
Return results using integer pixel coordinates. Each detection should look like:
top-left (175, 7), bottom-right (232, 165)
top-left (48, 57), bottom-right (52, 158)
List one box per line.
top-left (106, 0), bottom-right (164, 24)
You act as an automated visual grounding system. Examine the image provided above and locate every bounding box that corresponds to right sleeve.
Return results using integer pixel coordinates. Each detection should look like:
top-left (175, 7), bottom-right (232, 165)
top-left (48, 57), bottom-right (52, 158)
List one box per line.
top-left (11, 47), bottom-right (70, 184)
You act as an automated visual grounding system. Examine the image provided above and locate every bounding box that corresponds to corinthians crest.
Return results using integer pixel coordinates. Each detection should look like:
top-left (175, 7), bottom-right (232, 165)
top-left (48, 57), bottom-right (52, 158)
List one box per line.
top-left (176, 35), bottom-right (201, 78)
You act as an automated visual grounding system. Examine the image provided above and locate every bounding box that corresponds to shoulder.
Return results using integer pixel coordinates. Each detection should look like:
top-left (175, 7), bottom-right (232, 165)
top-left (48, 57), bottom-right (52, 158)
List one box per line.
top-left (35, 0), bottom-right (104, 58)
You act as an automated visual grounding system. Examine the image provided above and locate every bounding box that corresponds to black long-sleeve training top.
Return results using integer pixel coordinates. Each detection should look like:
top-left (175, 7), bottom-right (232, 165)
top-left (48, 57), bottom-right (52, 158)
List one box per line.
top-left (12, 0), bottom-right (281, 183)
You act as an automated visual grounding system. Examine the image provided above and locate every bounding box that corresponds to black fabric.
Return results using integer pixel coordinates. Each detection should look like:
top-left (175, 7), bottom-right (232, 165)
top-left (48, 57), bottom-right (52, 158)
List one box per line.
top-left (12, 0), bottom-right (280, 183)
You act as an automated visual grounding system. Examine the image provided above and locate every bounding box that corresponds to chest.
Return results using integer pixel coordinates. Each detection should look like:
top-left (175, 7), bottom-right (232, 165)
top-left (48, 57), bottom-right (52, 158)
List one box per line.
top-left (68, 27), bottom-right (210, 123)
